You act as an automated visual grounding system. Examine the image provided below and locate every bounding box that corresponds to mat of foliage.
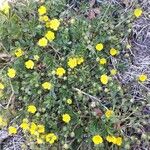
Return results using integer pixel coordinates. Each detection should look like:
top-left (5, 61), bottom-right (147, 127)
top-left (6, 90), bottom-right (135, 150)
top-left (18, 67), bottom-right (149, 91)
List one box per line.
top-left (0, 0), bottom-right (149, 150)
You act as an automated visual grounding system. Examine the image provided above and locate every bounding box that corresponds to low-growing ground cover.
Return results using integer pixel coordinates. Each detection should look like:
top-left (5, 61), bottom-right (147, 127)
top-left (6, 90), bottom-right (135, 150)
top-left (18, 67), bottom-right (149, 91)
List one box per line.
top-left (0, 0), bottom-right (149, 149)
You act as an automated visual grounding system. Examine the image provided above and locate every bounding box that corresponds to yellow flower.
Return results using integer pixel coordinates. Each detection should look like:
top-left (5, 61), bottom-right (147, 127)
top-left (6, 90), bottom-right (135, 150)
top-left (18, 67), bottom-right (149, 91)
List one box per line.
top-left (38, 37), bottom-right (48, 47)
top-left (0, 116), bottom-right (7, 127)
top-left (27, 105), bottom-right (37, 114)
top-left (38, 5), bottom-right (47, 16)
top-left (95, 43), bottom-right (104, 51)
top-left (111, 136), bottom-right (117, 144)
top-left (37, 138), bottom-right (44, 144)
top-left (70, 18), bottom-right (75, 24)
top-left (46, 133), bottom-right (57, 144)
top-left (62, 114), bottom-right (71, 123)
top-left (67, 58), bottom-right (77, 69)
top-left (106, 135), bottom-right (113, 143)
top-left (45, 21), bottom-right (51, 28)
top-left (45, 31), bottom-right (55, 41)
top-left (138, 74), bottom-right (147, 82)
top-left (99, 58), bottom-right (107, 65)
top-left (110, 48), bottom-right (118, 56)
top-left (30, 122), bottom-right (37, 135)
top-left (15, 48), bottom-right (24, 57)
top-left (66, 99), bottom-right (72, 105)
top-left (105, 109), bottom-right (113, 119)
top-left (43, 15), bottom-right (49, 22)
top-left (106, 135), bottom-right (121, 145)
top-left (30, 122), bottom-right (37, 130)
top-left (56, 67), bottom-right (66, 77)
top-left (110, 69), bottom-right (117, 75)
top-left (39, 15), bottom-right (49, 22)
top-left (77, 57), bottom-right (84, 65)
top-left (7, 68), bottom-right (16, 78)
top-left (42, 82), bottom-right (52, 90)
top-left (25, 60), bottom-right (34, 69)
top-left (8, 126), bottom-right (17, 135)
top-left (34, 131), bottom-right (40, 137)
top-left (20, 122), bottom-right (29, 130)
top-left (0, 2), bottom-right (10, 14)
top-left (134, 8), bottom-right (143, 18)
top-left (37, 124), bottom-right (45, 133)
top-left (100, 74), bottom-right (108, 85)
top-left (116, 137), bottom-right (123, 146)
top-left (34, 55), bottom-right (40, 61)
top-left (49, 19), bottom-right (60, 31)
top-left (22, 118), bottom-right (28, 123)
top-left (92, 135), bottom-right (103, 145)
top-left (0, 82), bottom-right (4, 90)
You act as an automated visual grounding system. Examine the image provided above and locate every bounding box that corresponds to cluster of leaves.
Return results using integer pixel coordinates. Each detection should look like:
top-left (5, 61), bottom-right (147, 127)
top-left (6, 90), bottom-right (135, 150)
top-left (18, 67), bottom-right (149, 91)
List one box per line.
top-left (0, 0), bottom-right (149, 149)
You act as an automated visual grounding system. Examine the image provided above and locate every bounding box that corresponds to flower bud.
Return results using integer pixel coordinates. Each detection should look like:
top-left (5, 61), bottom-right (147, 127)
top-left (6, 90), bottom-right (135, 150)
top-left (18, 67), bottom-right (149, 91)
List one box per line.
top-left (63, 143), bottom-right (69, 149)
top-left (141, 133), bottom-right (147, 140)
top-left (70, 132), bottom-right (75, 138)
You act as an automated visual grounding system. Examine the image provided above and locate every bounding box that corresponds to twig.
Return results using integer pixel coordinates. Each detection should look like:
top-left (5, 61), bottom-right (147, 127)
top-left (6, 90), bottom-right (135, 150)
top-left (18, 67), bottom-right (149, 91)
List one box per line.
top-left (136, 24), bottom-right (150, 37)
top-left (72, 87), bottom-right (107, 109)
top-left (96, 1), bottom-right (111, 31)
top-left (77, 141), bottom-right (83, 150)
top-left (4, 78), bottom-right (15, 109)
top-left (9, 114), bottom-right (22, 124)
top-left (139, 82), bottom-right (150, 92)
top-left (121, 107), bottom-right (138, 121)
top-left (110, 56), bottom-right (123, 83)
